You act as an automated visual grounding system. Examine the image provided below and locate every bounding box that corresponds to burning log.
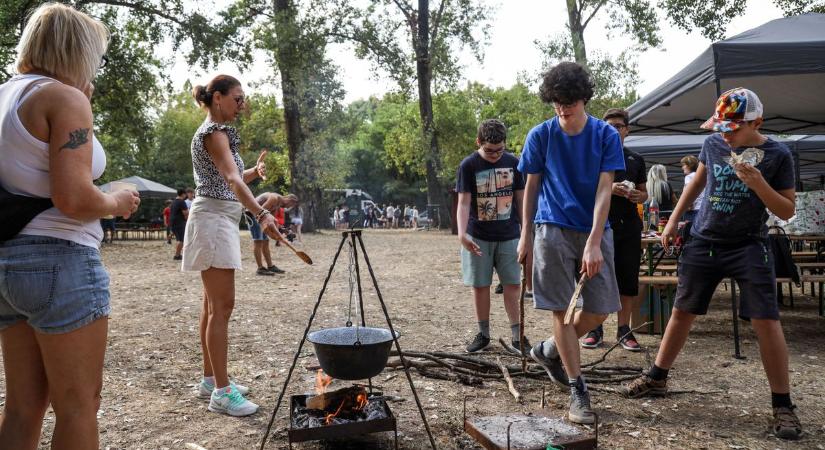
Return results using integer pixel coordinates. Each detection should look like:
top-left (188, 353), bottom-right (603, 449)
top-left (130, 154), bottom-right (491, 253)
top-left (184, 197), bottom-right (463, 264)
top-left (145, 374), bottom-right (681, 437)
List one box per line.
top-left (306, 385), bottom-right (368, 413)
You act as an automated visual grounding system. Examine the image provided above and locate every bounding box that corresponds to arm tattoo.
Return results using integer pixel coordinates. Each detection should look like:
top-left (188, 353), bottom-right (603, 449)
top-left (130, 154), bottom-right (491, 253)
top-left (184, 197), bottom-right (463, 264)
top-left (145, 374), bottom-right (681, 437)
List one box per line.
top-left (59, 128), bottom-right (90, 151)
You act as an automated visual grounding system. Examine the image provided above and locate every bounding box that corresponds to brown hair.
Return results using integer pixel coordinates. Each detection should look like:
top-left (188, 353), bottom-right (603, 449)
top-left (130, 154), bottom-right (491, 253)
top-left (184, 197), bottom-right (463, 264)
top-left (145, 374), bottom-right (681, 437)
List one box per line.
top-left (192, 74), bottom-right (241, 107)
top-left (603, 108), bottom-right (630, 126)
top-left (681, 155), bottom-right (699, 172)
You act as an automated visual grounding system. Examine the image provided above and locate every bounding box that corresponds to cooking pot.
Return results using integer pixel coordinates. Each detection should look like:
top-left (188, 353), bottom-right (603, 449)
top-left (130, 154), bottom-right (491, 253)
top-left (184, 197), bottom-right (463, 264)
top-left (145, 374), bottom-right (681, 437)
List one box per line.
top-left (307, 326), bottom-right (399, 380)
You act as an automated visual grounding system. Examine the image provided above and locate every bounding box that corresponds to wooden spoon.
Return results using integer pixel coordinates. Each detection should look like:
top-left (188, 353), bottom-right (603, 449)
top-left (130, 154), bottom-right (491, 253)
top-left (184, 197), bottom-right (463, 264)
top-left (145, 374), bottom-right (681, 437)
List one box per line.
top-left (264, 226), bottom-right (313, 265)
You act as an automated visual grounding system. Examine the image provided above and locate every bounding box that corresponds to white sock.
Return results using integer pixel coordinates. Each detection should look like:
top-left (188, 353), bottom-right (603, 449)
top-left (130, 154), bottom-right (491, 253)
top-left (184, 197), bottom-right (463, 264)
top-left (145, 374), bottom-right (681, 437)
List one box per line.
top-left (203, 375), bottom-right (215, 386)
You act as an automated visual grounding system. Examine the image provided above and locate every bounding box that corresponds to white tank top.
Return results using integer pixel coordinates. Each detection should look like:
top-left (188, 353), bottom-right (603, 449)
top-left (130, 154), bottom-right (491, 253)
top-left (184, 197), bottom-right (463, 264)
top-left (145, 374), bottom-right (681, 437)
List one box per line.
top-left (0, 74), bottom-right (107, 248)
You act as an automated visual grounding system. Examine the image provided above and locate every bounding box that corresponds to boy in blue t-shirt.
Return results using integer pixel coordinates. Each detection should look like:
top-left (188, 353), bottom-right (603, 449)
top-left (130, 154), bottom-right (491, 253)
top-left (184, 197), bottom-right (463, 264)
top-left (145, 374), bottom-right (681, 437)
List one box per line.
top-left (517, 62), bottom-right (625, 424)
top-left (456, 119), bottom-right (531, 356)
top-left (621, 88), bottom-right (802, 440)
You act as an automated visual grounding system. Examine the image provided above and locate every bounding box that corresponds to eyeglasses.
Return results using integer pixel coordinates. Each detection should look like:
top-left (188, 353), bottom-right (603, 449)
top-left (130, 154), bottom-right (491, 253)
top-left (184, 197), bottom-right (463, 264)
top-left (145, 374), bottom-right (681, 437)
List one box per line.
top-left (100, 55), bottom-right (108, 69)
top-left (233, 95), bottom-right (246, 107)
top-left (609, 123), bottom-right (627, 130)
top-left (481, 145), bottom-right (505, 154)
top-left (552, 100), bottom-right (578, 110)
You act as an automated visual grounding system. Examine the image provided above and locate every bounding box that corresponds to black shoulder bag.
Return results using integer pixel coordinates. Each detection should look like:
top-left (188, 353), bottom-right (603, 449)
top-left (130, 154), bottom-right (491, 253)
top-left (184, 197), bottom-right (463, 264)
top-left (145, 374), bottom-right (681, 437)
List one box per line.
top-left (768, 225), bottom-right (800, 286)
top-left (0, 184), bottom-right (53, 241)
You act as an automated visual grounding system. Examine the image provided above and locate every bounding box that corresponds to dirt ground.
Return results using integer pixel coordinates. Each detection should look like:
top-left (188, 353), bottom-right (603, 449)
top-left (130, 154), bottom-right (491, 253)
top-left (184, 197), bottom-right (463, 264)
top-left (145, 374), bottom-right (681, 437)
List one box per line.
top-left (1, 230), bottom-right (823, 449)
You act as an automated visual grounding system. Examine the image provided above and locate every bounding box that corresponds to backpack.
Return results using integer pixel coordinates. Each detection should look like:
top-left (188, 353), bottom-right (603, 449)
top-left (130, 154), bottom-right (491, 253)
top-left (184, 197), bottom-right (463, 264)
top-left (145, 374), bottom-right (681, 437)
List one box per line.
top-left (768, 226), bottom-right (800, 286)
top-left (0, 184), bottom-right (53, 241)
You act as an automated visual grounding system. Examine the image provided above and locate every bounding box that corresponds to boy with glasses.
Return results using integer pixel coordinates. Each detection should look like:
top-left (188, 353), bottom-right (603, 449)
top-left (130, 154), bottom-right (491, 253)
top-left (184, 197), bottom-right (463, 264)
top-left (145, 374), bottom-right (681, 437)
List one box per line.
top-left (457, 119), bottom-right (532, 355)
top-left (581, 108), bottom-right (648, 351)
top-left (518, 62), bottom-right (625, 424)
top-left (620, 88), bottom-right (802, 440)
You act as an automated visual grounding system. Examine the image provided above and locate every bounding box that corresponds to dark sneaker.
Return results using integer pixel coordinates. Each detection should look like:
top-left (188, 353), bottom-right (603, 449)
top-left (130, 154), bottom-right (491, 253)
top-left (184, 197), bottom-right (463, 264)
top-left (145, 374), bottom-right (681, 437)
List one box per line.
top-left (268, 265), bottom-right (285, 274)
top-left (530, 340), bottom-right (568, 388)
top-left (772, 406), bottom-right (802, 440)
top-left (495, 283), bottom-right (504, 294)
top-left (173, 254), bottom-right (182, 260)
top-left (620, 374), bottom-right (668, 398)
top-left (524, 290), bottom-right (533, 300)
top-left (504, 336), bottom-right (533, 356)
top-left (581, 328), bottom-right (603, 349)
top-left (568, 387), bottom-right (595, 424)
top-left (256, 267), bottom-right (275, 276)
top-left (617, 327), bottom-right (642, 352)
top-left (465, 333), bottom-right (491, 353)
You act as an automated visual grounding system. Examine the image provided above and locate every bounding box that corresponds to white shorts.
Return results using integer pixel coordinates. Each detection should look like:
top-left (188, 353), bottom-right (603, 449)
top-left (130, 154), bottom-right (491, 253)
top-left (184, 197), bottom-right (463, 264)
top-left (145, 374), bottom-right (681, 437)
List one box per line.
top-left (292, 218), bottom-right (303, 225)
top-left (182, 196), bottom-right (243, 271)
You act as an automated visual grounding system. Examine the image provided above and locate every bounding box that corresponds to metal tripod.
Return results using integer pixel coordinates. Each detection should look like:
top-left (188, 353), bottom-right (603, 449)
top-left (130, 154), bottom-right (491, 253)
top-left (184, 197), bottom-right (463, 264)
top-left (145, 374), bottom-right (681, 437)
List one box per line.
top-left (259, 229), bottom-right (438, 450)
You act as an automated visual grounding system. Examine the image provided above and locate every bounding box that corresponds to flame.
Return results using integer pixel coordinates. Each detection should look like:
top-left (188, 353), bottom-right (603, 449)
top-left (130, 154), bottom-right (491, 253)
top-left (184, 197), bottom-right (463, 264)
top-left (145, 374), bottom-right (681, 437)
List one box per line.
top-left (323, 392), bottom-right (369, 425)
top-left (315, 369), bottom-right (333, 395)
top-left (324, 399), bottom-right (346, 425)
top-left (355, 393), bottom-right (368, 410)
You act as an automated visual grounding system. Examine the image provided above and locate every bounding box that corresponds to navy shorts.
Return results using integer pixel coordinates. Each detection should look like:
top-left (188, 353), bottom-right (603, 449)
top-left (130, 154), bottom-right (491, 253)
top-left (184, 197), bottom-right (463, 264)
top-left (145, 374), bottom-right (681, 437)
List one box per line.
top-left (674, 237), bottom-right (778, 320)
top-left (0, 235), bottom-right (111, 334)
top-left (171, 224), bottom-right (186, 242)
top-left (612, 226), bottom-right (642, 297)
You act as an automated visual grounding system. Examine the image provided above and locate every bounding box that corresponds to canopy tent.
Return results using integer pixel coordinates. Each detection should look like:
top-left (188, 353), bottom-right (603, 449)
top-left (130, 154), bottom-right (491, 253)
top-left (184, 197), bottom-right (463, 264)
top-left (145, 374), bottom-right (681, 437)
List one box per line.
top-left (98, 176), bottom-right (177, 199)
top-left (624, 134), bottom-right (825, 191)
top-left (628, 13), bottom-right (825, 136)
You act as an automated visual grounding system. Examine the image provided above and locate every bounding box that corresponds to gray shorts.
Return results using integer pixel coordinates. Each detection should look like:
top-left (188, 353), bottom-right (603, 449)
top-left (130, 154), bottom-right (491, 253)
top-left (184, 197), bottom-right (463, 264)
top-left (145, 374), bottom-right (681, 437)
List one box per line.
top-left (532, 224), bottom-right (621, 314)
top-left (460, 236), bottom-right (521, 287)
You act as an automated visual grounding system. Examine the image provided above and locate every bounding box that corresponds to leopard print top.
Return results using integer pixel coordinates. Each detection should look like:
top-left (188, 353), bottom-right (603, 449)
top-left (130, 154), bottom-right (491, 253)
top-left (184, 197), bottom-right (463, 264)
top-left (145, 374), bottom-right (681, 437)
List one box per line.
top-left (191, 120), bottom-right (244, 201)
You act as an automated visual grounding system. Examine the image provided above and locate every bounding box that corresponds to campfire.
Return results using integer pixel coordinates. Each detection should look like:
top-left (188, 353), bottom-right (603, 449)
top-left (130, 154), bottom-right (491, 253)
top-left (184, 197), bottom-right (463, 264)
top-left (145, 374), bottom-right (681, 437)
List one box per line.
top-left (290, 370), bottom-right (390, 429)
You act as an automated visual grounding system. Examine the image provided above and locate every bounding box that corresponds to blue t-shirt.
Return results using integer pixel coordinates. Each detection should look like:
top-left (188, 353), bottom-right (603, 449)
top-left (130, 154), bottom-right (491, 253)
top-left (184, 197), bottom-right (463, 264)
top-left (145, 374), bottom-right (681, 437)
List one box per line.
top-left (691, 134), bottom-right (795, 242)
top-left (518, 116), bottom-right (625, 232)
top-left (456, 151), bottom-right (525, 242)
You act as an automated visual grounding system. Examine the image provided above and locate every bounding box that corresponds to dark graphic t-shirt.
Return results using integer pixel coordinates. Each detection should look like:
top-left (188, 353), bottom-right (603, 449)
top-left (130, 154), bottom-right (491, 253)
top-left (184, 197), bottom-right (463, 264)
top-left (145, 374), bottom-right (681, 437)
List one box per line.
top-left (692, 134), bottom-right (795, 242)
top-left (609, 148), bottom-right (646, 235)
top-left (456, 151), bottom-right (525, 242)
top-left (170, 198), bottom-right (188, 227)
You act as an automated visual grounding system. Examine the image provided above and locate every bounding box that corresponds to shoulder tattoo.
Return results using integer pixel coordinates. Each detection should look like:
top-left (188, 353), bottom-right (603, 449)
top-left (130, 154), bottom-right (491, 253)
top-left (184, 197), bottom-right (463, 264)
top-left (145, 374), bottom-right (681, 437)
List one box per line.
top-left (59, 128), bottom-right (90, 151)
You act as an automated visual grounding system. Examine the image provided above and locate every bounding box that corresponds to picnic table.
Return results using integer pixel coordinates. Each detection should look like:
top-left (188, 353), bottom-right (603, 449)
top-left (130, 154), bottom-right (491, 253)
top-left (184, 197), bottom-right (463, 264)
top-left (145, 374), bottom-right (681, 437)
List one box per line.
top-left (114, 223), bottom-right (166, 241)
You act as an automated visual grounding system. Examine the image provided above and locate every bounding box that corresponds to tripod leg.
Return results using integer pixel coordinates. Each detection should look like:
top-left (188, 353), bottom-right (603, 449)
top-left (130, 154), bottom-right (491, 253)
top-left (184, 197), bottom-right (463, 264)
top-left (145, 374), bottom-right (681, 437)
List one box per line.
top-left (355, 233), bottom-right (438, 450)
top-left (350, 231), bottom-right (373, 392)
top-left (258, 234), bottom-right (349, 450)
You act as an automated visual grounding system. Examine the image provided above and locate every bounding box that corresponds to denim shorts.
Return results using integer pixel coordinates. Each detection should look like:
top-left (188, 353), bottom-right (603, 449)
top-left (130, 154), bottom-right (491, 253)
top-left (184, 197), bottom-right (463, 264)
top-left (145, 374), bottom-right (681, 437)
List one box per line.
top-left (0, 235), bottom-right (111, 334)
top-left (244, 213), bottom-right (268, 241)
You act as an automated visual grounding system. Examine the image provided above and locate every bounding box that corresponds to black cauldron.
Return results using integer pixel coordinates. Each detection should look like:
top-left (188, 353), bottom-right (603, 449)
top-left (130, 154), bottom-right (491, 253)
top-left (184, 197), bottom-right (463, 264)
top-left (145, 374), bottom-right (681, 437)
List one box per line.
top-left (307, 327), bottom-right (399, 380)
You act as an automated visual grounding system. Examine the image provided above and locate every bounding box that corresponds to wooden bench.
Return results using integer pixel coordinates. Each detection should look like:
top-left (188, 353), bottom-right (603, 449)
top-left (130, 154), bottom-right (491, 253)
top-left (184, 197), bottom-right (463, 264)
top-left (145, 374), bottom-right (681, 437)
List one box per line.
top-left (801, 274), bottom-right (825, 316)
top-left (638, 275), bottom-right (678, 285)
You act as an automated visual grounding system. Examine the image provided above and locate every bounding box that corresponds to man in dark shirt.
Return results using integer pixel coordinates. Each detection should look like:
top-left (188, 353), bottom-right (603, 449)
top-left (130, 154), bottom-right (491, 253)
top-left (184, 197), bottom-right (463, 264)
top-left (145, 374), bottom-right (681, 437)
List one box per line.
top-left (581, 108), bottom-right (648, 351)
top-left (456, 119), bottom-right (531, 356)
top-left (170, 188), bottom-right (189, 260)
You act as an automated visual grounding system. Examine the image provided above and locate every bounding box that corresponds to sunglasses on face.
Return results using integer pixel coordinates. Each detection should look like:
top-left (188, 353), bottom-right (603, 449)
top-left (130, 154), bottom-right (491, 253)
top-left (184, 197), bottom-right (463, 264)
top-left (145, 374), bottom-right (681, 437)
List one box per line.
top-left (482, 146), bottom-right (505, 154)
top-left (100, 55), bottom-right (108, 69)
top-left (233, 95), bottom-right (246, 107)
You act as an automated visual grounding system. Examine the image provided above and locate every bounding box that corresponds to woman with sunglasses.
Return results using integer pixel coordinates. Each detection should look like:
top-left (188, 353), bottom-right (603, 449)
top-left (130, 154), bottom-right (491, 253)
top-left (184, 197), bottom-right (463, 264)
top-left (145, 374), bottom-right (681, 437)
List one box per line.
top-left (185, 75), bottom-right (282, 416)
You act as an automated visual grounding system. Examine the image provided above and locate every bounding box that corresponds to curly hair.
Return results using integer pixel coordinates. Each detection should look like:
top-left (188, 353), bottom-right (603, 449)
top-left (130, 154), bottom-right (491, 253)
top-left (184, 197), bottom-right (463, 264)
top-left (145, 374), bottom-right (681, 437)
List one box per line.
top-left (477, 119), bottom-right (507, 144)
top-left (539, 61), bottom-right (595, 105)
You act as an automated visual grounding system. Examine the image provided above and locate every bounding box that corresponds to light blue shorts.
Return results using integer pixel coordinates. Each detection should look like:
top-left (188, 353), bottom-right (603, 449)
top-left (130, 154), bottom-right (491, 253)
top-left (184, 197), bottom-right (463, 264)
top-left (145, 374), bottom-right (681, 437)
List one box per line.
top-left (0, 235), bottom-right (110, 334)
top-left (460, 236), bottom-right (521, 287)
top-left (244, 213), bottom-right (268, 241)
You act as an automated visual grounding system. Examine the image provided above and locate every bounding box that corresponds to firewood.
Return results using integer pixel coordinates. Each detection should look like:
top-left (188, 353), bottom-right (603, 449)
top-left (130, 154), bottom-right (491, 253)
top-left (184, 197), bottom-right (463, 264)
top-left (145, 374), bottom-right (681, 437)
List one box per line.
top-left (306, 386), bottom-right (367, 411)
top-left (496, 357), bottom-right (521, 403)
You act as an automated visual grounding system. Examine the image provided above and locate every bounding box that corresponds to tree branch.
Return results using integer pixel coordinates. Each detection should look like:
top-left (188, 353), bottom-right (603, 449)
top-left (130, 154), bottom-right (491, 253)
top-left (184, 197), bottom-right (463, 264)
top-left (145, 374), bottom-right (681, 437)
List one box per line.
top-left (428, 0), bottom-right (448, 55)
top-left (77, 0), bottom-right (188, 27)
top-left (391, 0), bottom-right (414, 22)
top-left (582, 0), bottom-right (608, 30)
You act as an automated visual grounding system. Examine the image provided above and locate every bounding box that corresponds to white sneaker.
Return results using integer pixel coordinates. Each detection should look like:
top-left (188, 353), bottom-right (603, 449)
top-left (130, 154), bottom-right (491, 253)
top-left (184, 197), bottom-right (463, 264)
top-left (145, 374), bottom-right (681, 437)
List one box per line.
top-left (208, 385), bottom-right (259, 417)
top-left (198, 379), bottom-right (250, 398)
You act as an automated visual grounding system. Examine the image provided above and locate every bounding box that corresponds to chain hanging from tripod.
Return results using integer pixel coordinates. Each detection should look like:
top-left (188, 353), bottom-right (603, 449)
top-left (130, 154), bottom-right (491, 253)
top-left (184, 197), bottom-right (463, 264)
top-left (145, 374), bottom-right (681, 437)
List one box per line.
top-left (345, 240), bottom-right (361, 345)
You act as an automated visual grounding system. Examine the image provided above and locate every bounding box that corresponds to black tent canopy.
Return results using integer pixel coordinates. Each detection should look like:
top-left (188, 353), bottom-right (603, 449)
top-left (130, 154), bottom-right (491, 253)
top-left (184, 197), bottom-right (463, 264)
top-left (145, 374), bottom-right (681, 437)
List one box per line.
top-left (628, 13), bottom-right (825, 136)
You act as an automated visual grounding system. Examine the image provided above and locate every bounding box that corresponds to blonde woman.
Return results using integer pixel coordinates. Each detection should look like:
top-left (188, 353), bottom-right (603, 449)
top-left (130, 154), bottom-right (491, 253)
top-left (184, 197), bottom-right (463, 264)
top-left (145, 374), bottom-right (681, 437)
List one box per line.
top-left (646, 164), bottom-right (678, 214)
top-left (185, 74), bottom-right (283, 416)
top-left (0, 4), bottom-right (140, 448)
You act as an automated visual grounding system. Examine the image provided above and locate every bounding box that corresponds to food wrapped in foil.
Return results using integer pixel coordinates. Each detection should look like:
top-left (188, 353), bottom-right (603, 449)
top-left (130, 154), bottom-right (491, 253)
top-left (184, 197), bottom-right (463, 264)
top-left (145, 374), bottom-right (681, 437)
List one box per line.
top-left (620, 180), bottom-right (635, 190)
top-left (726, 148), bottom-right (764, 167)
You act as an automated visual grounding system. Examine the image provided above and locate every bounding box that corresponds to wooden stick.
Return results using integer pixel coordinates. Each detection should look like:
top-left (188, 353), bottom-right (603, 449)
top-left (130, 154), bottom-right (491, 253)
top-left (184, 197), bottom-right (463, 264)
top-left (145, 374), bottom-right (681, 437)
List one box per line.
top-left (519, 263), bottom-right (527, 373)
top-left (564, 273), bottom-right (588, 324)
top-left (582, 321), bottom-right (652, 368)
top-left (496, 357), bottom-right (521, 403)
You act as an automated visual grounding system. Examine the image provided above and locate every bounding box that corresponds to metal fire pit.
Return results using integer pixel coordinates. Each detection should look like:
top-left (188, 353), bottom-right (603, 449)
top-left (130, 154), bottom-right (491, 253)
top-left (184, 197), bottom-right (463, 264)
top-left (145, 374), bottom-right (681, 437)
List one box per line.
top-left (288, 392), bottom-right (397, 449)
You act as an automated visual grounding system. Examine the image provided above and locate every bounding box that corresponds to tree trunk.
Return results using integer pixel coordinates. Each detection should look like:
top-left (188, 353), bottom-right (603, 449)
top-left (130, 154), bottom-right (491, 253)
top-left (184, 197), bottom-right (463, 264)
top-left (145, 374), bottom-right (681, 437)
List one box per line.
top-left (273, 0), bottom-right (320, 231)
top-left (566, 0), bottom-right (588, 65)
top-left (415, 0), bottom-right (449, 229)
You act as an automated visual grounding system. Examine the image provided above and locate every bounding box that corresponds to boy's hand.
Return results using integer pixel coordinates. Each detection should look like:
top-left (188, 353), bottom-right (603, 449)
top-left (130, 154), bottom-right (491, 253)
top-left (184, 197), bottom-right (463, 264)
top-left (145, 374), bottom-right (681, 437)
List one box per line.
top-left (627, 189), bottom-right (645, 203)
top-left (734, 163), bottom-right (766, 190)
top-left (661, 220), bottom-right (677, 251)
top-left (517, 235), bottom-right (532, 264)
top-left (581, 242), bottom-right (603, 279)
top-left (460, 235), bottom-right (482, 257)
top-left (612, 182), bottom-right (630, 197)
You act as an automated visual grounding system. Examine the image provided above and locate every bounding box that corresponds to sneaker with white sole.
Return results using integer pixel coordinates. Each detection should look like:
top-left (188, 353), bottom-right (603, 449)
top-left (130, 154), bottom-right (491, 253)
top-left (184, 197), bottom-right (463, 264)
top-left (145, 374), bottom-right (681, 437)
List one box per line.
top-left (198, 379), bottom-right (250, 398)
top-left (208, 385), bottom-right (258, 417)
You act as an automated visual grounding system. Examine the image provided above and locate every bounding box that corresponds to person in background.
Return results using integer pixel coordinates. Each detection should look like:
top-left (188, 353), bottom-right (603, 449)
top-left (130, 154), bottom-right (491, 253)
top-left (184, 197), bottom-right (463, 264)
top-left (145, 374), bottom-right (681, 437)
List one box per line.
top-left (0, 4), bottom-right (140, 448)
top-left (456, 119), bottom-right (531, 355)
top-left (580, 108), bottom-right (648, 351)
top-left (385, 204), bottom-right (395, 229)
top-left (621, 87), bottom-right (802, 440)
top-left (185, 187), bottom-right (195, 209)
top-left (163, 199), bottom-right (172, 244)
top-left (169, 188), bottom-right (189, 260)
top-left (646, 164), bottom-right (677, 218)
top-left (393, 204), bottom-right (401, 228)
top-left (680, 155), bottom-right (702, 222)
top-left (184, 74), bottom-right (283, 417)
top-left (333, 205), bottom-right (341, 229)
top-left (289, 202), bottom-right (304, 243)
top-left (100, 214), bottom-right (116, 244)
